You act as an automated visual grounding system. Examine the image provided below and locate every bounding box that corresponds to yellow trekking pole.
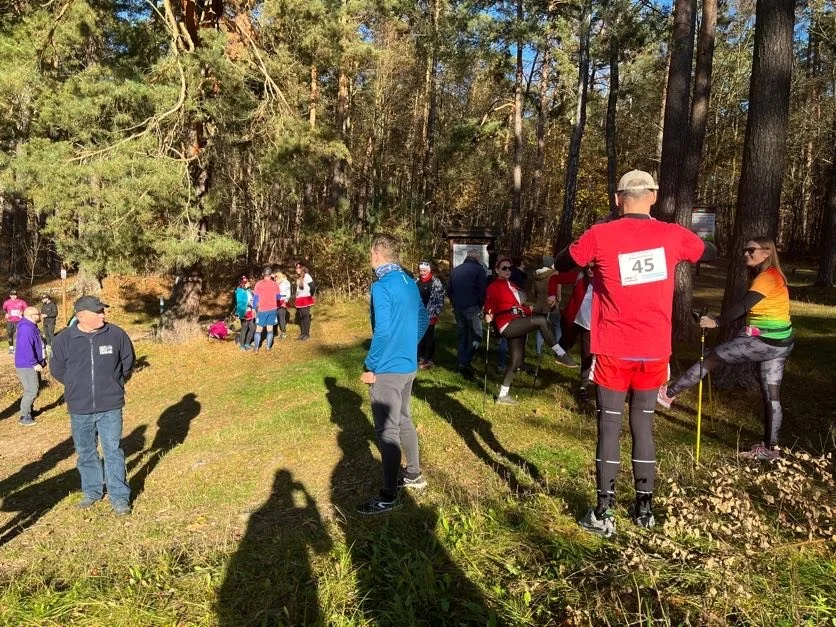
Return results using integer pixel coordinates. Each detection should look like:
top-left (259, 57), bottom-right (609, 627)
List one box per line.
top-left (694, 305), bottom-right (709, 465)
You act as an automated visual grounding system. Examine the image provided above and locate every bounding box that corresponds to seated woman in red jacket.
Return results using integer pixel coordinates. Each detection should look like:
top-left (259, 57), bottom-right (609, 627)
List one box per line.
top-left (485, 257), bottom-right (578, 405)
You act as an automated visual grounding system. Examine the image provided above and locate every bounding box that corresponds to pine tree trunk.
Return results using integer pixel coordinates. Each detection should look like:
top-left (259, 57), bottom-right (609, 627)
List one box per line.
top-left (555, 2), bottom-right (592, 251)
top-left (656, 0), bottom-right (697, 221)
top-left (672, 0), bottom-right (716, 342)
top-left (420, 0), bottom-right (440, 241)
top-left (309, 65), bottom-right (318, 128)
top-left (157, 265), bottom-right (204, 342)
top-left (815, 126), bottom-right (835, 287)
top-left (526, 46), bottom-right (551, 247)
top-left (717, 0), bottom-right (794, 387)
top-left (606, 32), bottom-right (619, 218)
top-left (509, 0), bottom-right (524, 259)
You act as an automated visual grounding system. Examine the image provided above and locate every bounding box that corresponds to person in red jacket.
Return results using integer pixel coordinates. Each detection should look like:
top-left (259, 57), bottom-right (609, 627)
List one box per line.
top-left (484, 257), bottom-right (577, 405)
top-left (558, 265), bottom-right (595, 401)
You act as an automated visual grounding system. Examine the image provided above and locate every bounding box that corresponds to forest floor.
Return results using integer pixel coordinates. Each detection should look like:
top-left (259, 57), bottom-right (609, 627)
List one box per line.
top-left (0, 263), bottom-right (833, 625)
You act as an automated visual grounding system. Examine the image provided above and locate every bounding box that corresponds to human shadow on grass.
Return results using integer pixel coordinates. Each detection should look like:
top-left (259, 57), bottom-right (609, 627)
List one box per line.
top-left (326, 376), bottom-right (494, 624)
top-left (216, 468), bottom-right (331, 626)
top-left (0, 425), bottom-right (146, 547)
top-left (412, 379), bottom-right (544, 494)
top-left (130, 393), bottom-right (201, 501)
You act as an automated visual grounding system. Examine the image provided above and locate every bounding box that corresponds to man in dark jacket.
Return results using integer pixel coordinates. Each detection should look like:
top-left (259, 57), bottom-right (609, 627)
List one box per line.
top-left (40, 294), bottom-right (58, 349)
top-left (14, 306), bottom-right (46, 427)
top-left (447, 248), bottom-right (487, 377)
top-left (50, 296), bottom-right (135, 516)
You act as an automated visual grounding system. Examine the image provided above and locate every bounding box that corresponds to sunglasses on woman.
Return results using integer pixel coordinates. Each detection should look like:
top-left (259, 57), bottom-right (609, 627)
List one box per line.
top-left (498, 265), bottom-right (512, 271)
top-left (743, 247), bottom-right (765, 256)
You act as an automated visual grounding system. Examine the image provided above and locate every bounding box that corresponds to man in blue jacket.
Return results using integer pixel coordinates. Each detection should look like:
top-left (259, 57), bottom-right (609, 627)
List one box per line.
top-left (50, 296), bottom-right (135, 516)
top-left (448, 248), bottom-right (487, 378)
top-left (14, 307), bottom-right (46, 427)
top-left (358, 233), bottom-right (429, 515)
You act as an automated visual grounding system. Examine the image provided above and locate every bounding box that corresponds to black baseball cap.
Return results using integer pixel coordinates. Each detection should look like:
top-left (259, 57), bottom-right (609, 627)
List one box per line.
top-left (73, 295), bottom-right (109, 313)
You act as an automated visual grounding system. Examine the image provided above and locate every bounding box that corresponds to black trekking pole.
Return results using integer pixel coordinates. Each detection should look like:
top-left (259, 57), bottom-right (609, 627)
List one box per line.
top-left (691, 305), bottom-right (709, 465)
top-left (482, 319), bottom-right (491, 417)
top-left (530, 312), bottom-right (549, 397)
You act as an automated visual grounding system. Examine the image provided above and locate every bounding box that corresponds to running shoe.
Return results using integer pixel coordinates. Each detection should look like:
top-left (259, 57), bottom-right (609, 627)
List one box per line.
top-left (357, 493), bottom-right (399, 515)
top-left (577, 386), bottom-right (590, 403)
top-left (657, 385), bottom-right (676, 409)
top-left (495, 395), bottom-right (519, 406)
top-left (580, 508), bottom-right (616, 538)
top-left (397, 472), bottom-right (427, 490)
top-left (554, 352), bottom-right (579, 368)
top-left (632, 495), bottom-right (655, 529)
top-left (739, 443), bottom-right (780, 462)
top-left (19, 415), bottom-right (36, 427)
top-left (420, 360), bottom-right (434, 370)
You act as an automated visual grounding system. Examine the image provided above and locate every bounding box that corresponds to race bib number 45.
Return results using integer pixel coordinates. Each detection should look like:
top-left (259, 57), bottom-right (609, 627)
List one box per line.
top-left (618, 247), bottom-right (668, 286)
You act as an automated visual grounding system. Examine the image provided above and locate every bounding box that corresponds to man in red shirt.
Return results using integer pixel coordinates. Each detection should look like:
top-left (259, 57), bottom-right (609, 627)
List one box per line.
top-left (554, 169), bottom-right (715, 537)
top-left (252, 266), bottom-right (281, 352)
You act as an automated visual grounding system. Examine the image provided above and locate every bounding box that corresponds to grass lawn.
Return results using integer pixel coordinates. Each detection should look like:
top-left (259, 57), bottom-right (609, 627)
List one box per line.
top-left (0, 263), bottom-right (833, 625)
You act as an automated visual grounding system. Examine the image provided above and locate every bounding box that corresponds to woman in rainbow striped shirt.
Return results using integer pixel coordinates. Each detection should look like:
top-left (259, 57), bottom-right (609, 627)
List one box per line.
top-left (658, 237), bottom-right (795, 461)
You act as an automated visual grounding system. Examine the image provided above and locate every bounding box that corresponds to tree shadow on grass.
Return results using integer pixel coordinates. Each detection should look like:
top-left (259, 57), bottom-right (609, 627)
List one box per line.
top-left (412, 379), bottom-right (544, 494)
top-left (130, 393), bottom-right (200, 501)
top-left (216, 468), bottom-right (331, 626)
top-left (0, 425), bottom-right (146, 547)
top-left (325, 376), bottom-right (494, 624)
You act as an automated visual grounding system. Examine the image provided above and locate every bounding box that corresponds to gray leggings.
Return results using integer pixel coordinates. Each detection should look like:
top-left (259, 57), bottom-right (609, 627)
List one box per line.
top-left (668, 332), bottom-right (795, 446)
top-left (370, 372), bottom-right (420, 498)
top-left (595, 386), bottom-right (658, 509)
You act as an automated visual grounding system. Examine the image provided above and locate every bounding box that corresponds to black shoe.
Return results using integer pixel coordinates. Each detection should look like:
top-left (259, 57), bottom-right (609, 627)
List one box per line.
top-left (357, 493), bottom-right (399, 515)
top-left (458, 365), bottom-right (474, 380)
top-left (632, 494), bottom-right (655, 529)
top-left (577, 386), bottom-right (589, 402)
top-left (554, 352), bottom-right (578, 368)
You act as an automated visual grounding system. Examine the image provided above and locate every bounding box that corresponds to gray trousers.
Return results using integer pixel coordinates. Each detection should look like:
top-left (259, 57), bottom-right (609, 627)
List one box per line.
top-left (16, 367), bottom-right (40, 418)
top-left (669, 332), bottom-right (795, 446)
top-left (369, 372), bottom-right (420, 497)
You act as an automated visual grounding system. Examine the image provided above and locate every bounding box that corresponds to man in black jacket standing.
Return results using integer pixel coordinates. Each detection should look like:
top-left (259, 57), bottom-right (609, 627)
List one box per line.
top-left (448, 248), bottom-right (487, 378)
top-left (50, 296), bottom-right (135, 515)
top-left (40, 294), bottom-right (58, 350)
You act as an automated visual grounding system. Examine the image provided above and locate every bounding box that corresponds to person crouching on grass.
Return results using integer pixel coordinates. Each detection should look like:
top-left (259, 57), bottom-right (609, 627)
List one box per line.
top-left (358, 233), bottom-right (429, 515)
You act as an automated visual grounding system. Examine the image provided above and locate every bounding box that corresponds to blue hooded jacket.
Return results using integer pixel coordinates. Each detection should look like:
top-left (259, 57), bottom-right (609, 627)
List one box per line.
top-left (365, 266), bottom-right (429, 374)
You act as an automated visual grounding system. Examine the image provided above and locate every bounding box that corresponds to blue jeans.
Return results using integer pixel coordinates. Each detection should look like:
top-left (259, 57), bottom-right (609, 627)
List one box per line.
top-left (454, 306), bottom-right (483, 368)
top-left (70, 409), bottom-right (130, 503)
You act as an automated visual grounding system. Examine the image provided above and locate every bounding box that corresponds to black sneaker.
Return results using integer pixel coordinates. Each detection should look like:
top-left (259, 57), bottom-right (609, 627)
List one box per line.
top-left (397, 472), bottom-right (427, 490)
top-left (357, 493), bottom-right (399, 515)
top-left (577, 386), bottom-right (589, 403)
top-left (458, 365), bottom-right (475, 380)
top-left (633, 494), bottom-right (655, 529)
top-left (554, 352), bottom-right (579, 368)
top-left (580, 508), bottom-right (616, 538)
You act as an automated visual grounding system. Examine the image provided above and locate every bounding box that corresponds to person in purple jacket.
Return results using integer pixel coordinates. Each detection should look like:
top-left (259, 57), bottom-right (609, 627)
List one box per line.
top-left (14, 306), bottom-right (46, 427)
